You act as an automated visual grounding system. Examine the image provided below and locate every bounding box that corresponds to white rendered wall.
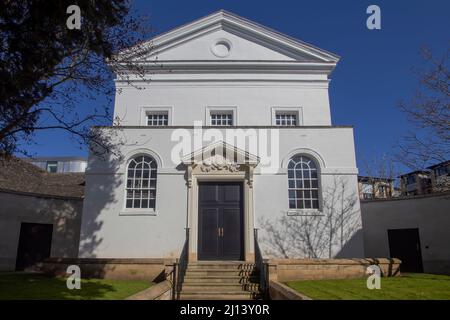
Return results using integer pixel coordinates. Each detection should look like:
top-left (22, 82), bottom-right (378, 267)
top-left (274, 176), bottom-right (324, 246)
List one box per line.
top-left (79, 17), bottom-right (362, 259)
top-left (0, 192), bottom-right (82, 271)
top-left (113, 28), bottom-right (333, 127)
top-left (361, 194), bottom-right (450, 275)
top-left (79, 127), bottom-right (363, 258)
top-left (113, 83), bottom-right (332, 127)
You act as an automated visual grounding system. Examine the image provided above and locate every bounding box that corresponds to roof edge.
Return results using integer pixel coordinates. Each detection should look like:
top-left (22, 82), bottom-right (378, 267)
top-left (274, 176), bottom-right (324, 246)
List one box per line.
top-left (0, 188), bottom-right (84, 200)
top-left (92, 125), bottom-right (354, 129)
top-left (118, 9), bottom-right (340, 63)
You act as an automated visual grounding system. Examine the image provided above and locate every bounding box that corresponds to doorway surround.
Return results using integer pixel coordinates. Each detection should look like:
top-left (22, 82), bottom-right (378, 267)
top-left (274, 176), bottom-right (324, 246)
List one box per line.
top-left (182, 141), bottom-right (259, 262)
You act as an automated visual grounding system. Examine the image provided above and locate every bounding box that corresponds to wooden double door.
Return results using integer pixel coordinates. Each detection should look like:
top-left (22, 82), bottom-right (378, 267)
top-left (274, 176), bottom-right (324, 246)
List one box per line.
top-left (198, 182), bottom-right (244, 261)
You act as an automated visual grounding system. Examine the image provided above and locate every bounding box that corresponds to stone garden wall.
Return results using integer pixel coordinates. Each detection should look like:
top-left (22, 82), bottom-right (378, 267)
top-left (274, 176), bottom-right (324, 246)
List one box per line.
top-left (267, 258), bottom-right (401, 282)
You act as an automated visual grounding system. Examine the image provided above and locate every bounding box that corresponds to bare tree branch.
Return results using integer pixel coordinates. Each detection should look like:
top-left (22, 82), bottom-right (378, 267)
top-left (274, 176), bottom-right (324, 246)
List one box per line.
top-left (0, 0), bottom-right (153, 157)
top-left (396, 45), bottom-right (450, 169)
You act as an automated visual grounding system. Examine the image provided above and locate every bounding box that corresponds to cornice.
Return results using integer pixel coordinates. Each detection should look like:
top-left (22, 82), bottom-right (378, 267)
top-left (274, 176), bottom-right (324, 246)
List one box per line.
top-left (115, 60), bottom-right (337, 78)
top-left (92, 125), bottom-right (354, 129)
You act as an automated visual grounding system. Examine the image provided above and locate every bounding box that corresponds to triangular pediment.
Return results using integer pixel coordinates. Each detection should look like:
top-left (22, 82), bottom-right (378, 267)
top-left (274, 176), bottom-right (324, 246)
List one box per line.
top-left (119, 10), bottom-right (339, 65)
top-left (145, 29), bottom-right (302, 62)
top-left (182, 141), bottom-right (259, 167)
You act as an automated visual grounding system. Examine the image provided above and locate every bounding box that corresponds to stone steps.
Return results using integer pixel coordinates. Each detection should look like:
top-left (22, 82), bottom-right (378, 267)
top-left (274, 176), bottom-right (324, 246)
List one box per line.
top-left (183, 276), bottom-right (259, 284)
top-left (177, 261), bottom-right (261, 300)
top-left (183, 271), bottom-right (256, 277)
top-left (181, 283), bottom-right (260, 292)
top-left (187, 262), bottom-right (255, 269)
top-left (179, 293), bottom-right (255, 300)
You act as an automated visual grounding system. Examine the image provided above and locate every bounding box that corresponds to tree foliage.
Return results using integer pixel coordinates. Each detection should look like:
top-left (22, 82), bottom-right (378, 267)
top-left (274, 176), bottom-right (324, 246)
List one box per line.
top-left (0, 0), bottom-right (150, 156)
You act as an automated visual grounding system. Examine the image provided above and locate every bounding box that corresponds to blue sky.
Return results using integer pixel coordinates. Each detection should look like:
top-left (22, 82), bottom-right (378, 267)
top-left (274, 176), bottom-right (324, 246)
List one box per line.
top-left (23, 0), bottom-right (450, 174)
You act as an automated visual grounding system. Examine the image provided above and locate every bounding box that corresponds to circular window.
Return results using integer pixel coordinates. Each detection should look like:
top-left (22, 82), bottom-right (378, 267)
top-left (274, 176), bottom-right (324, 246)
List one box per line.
top-left (211, 39), bottom-right (231, 58)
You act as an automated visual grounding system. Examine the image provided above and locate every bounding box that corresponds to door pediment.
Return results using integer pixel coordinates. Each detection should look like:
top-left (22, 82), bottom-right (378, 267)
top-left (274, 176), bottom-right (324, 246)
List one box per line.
top-left (182, 141), bottom-right (259, 168)
top-left (199, 153), bottom-right (241, 173)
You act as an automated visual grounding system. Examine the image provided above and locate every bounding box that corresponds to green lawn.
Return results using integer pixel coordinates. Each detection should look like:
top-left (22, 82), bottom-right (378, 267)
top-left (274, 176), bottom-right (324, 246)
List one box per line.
top-left (0, 272), bottom-right (152, 300)
top-left (287, 273), bottom-right (450, 300)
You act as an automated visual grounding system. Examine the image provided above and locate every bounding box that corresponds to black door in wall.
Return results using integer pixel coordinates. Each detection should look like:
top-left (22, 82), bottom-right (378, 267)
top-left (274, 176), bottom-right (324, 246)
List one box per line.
top-left (15, 223), bottom-right (53, 271)
top-left (198, 182), bottom-right (244, 261)
top-left (388, 228), bottom-right (424, 273)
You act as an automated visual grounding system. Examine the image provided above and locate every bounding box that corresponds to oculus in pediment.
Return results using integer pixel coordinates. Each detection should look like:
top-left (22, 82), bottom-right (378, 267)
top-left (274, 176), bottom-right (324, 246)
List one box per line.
top-left (118, 10), bottom-right (339, 65)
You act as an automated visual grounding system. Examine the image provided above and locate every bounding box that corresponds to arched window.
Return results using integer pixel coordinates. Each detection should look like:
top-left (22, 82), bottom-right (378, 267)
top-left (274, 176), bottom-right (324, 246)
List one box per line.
top-left (287, 155), bottom-right (320, 209)
top-left (125, 155), bottom-right (157, 209)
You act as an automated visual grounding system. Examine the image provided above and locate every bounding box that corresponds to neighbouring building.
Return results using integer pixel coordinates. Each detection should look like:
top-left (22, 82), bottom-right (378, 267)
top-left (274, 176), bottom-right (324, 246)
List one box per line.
top-left (428, 160), bottom-right (450, 193)
top-left (27, 156), bottom-right (87, 173)
top-left (0, 157), bottom-right (84, 271)
top-left (361, 192), bottom-right (450, 275)
top-left (358, 176), bottom-right (394, 200)
top-left (399, 170), bottom-right (432, 196)
top-left (79, 10), bottom-right (364, 263)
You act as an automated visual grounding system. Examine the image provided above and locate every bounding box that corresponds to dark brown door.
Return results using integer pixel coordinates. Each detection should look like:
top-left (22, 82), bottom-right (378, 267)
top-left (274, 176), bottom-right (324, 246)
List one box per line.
top-left (388, 228), bottom-right (424, 273)
top-left (15, 223), bottom-right (53, 271)
top-left (198, 182), bottom-right (243, 260)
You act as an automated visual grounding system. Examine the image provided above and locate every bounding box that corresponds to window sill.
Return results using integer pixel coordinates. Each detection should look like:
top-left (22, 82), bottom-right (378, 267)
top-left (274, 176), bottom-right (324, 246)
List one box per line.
top-left (286, 209), bottom-right (323, 216)
top-left (119, 210), bottom-right (158, 216)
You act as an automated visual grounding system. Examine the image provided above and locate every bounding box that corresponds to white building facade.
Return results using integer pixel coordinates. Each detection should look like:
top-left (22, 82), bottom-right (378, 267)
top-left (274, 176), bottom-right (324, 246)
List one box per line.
top-left (79, 11), bottom-right (364, 262)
